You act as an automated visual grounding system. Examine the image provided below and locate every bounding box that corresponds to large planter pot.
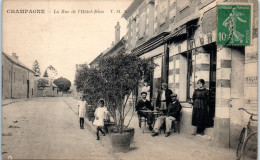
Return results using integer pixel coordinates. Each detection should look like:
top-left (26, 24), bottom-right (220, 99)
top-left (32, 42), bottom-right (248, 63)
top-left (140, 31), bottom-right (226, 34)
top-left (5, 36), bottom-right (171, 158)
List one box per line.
top-left (86, 108), bottom-right (95, 121)
top-left (103, 121), bottom-right (115, 134)
top-left (111, 132), bottom-right (131, 152)
top-left (124, 127), bottom-right (135, 142)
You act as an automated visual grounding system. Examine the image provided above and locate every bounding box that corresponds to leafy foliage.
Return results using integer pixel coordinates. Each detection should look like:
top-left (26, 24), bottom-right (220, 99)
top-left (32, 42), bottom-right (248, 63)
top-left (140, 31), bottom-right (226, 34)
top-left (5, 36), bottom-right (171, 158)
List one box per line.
top-left (74, 54), bottom-right (155, 133)
top-left (32, 60), bottom-right (41, 77)
top-left (38, 78), bottom-right (49, 89)
top-left (43, 70), bottom-right (48, 77)
top-left (44, 65), bottom-right (58, 79)
top-left (53, 77), bottom-right (71, 92)
top-left (74, 63), bottom-right (104, 108)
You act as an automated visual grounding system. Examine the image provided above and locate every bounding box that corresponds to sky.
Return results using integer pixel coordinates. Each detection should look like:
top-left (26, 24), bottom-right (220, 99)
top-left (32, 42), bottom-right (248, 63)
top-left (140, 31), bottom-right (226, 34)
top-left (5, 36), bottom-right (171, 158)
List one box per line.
top-left (2, 0), bottom-right (133, 83)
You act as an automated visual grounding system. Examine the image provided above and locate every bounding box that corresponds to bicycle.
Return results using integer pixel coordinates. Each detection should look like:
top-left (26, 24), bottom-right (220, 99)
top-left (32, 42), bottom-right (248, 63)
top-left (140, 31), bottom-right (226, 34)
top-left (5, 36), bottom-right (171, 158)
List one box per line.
top-left (236, 108), bottom-right (258, 160)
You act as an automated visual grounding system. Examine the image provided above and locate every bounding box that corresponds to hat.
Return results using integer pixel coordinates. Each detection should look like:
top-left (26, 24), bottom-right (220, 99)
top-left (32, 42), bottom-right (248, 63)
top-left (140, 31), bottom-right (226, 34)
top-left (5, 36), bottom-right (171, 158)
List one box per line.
top-left (170, 93), bottom-right (177, 97)
top-left (141, 92), bottom-right (147, 95)
top-left (161, 83), bottom-right (167, 86)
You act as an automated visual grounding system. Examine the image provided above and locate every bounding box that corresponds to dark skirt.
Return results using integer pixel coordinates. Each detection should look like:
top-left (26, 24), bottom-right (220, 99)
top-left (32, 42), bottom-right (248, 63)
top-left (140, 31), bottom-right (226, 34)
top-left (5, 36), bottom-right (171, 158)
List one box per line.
top-left (192, 107), bottom-right (209, 128)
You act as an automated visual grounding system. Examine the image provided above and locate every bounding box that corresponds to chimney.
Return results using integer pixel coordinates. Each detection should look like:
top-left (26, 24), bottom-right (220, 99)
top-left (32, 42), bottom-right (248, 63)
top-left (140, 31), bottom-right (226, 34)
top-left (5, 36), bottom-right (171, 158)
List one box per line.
top-left (115, 22), bottom-right (120, 43)
top-left (12, 53), bottom-right (19, 59)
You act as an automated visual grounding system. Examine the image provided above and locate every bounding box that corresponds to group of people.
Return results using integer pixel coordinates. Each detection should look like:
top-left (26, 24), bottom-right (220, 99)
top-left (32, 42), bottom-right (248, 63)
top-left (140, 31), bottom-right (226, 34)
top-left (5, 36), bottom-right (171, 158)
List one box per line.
top-left (136, 79), bottom-right (210, 137)
top-left (77, 78), bottom-right (210, 140)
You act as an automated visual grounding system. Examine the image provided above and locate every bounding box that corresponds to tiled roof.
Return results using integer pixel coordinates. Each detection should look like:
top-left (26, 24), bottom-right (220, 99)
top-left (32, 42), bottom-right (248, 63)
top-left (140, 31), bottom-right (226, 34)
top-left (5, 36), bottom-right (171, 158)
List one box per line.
top-left (2, 52), bottom-right (35, 73)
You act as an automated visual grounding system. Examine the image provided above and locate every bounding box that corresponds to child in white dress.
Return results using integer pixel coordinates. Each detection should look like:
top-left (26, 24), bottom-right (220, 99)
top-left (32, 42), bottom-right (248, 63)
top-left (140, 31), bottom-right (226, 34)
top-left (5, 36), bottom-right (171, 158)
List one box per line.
top-left (93, 99), bottom-right (108, 140)
top-left (78, 97), bottom-right (87, 129)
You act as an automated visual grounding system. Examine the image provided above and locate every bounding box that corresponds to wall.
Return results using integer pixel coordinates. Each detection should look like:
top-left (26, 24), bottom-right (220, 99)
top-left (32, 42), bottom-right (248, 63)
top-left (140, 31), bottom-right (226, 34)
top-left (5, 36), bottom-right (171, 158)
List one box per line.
top-left (2, 56), bottom-right (12, 99)
top-left (2, 55), bottom-right (35, 99)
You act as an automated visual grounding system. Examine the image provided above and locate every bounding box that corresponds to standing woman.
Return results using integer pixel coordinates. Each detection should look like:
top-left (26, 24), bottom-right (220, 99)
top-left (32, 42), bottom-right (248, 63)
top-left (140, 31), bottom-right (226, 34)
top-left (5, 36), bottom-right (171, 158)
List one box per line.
top-left (141, 80), bottom-right (151, 101)
top-left (93, 99), bottom-right (107, 140)
top-left (191, 79), bottom-right (210, 135)
top-left (78, 96), bottom-right (87, 129)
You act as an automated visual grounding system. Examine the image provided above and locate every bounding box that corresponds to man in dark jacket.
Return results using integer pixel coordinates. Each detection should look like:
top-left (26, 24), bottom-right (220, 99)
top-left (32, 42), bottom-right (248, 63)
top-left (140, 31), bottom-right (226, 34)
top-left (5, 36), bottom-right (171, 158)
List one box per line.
top-left (152, 93), bottom-right (182, 137)
top-left (156, 83), bottom-right (173, 114)
top-left (136, 92), bottom-right (154, 130)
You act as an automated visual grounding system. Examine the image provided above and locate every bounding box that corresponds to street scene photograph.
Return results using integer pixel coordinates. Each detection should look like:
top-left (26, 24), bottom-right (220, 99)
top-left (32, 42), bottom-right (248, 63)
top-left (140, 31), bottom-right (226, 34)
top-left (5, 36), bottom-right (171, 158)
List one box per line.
top-left (1, 0), bottom-right (258, 160)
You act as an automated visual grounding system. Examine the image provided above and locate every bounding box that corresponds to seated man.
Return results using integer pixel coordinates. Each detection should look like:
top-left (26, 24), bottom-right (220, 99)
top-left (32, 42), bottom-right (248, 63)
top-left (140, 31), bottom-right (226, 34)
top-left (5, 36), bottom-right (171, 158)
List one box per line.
top-left (135, 92), bottom-right (154, 131)
top-left (152, 93), bottom-right (182, 137)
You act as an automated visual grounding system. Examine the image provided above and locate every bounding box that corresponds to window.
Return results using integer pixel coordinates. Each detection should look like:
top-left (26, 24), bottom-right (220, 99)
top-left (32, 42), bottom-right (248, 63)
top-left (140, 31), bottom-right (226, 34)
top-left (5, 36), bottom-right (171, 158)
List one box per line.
top-left (177, 0), bottom-right (189, 11)
top-left (9, 71), bottom-right (11, 82)
top-left (138, 12), bottom-right (146, 39)
top-left (158, 0), bottom-right (168, 25)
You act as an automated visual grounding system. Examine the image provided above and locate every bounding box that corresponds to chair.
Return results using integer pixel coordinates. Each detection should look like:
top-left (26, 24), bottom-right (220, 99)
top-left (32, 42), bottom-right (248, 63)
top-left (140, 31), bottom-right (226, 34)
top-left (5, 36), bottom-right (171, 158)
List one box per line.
top-left (171, 112), bottom-right (182, 134)
top-left (138, 114), bottom-right (147, 128)
top-left (161, 112), bottom-right (182, 134)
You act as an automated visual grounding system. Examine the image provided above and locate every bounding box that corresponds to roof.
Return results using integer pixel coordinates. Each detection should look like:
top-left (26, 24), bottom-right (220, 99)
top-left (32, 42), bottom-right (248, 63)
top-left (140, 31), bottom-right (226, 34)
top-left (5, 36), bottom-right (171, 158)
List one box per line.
top-left (35, 77), bottom-right (58, 88)
top-left (2, 52), bottom-right (35, 73)
top-left (122, 0), bottom-right (144, 20)
top-left (89, 53), bottom-right (104, 66)
top-left (102, 38), bottom-right (126, 58)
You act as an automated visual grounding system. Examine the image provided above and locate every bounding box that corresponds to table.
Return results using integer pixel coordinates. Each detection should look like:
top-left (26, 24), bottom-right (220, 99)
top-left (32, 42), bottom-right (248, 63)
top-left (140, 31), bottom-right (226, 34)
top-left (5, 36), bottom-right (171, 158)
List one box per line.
top-left (139, 110), bottom-right (163, 133)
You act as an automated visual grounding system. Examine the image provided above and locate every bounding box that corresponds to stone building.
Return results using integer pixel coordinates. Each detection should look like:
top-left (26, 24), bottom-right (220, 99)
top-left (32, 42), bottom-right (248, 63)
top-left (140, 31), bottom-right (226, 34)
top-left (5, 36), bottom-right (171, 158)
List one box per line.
top-left (2, 52), bottom-right (36, 99)
top-left (122, 0), bottom-right (258, 147)
top-left (34, 77), bottom-right (58, 97)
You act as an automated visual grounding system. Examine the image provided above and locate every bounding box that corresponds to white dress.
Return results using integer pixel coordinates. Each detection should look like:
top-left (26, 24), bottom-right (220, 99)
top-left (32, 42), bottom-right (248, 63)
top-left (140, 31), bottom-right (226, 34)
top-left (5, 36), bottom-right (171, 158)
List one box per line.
top-left (93, 107), bottom-right (108, 127)
top-left (78, 101), bottom-right (86, 118)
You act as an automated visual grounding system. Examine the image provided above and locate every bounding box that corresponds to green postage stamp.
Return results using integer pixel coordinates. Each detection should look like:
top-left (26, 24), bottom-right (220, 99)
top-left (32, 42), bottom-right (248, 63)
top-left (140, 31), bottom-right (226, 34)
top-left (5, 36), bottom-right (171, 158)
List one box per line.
top-left (217, 4), bottom-right (252, 46)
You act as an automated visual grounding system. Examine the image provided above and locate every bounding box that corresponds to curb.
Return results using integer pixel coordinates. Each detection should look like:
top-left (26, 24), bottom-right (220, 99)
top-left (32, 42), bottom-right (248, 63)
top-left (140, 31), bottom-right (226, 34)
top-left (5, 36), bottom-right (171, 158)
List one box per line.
top-left (62, 98), bottom-right (121, 160)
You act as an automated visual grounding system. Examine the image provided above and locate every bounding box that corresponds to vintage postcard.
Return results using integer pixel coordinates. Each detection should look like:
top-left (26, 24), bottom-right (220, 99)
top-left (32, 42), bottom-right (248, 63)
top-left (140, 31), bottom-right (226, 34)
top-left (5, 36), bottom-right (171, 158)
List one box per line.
top-left (1, 0), bottom-right (258, 160)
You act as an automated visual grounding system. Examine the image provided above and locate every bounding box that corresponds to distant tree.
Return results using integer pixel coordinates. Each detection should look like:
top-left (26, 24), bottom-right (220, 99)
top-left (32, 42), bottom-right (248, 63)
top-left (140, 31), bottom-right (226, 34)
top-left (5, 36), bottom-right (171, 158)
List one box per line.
top-left (43, 70), bottom-right (49, 77)
top-left (53, 77), bottom-right (71, 92)
top-left (38, 78), bottom-right (49, 89)
top-left (45, 65), bottom-right (58, 79)
top-left (32, 60), bottom-right (41, 77)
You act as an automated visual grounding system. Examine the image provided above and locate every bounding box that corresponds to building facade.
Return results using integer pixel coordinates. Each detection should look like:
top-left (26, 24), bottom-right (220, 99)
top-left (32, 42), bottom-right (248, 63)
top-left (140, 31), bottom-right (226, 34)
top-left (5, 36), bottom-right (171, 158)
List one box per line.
top-left (123, 0), bottom-right (258, 147)
top-left (34, 77), bottom-right (58, 97)
top-left (2, 52), bottom-right (36, 99)
top-left (89, 22), bottom-right (126, 68)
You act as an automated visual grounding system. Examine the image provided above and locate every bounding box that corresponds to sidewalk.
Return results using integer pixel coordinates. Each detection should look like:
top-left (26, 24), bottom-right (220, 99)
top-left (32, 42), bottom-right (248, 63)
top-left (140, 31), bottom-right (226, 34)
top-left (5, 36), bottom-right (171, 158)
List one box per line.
top-left (63, 97), bottom-right (236, 160)
top-left (2, 98), bottom-right (30, 106)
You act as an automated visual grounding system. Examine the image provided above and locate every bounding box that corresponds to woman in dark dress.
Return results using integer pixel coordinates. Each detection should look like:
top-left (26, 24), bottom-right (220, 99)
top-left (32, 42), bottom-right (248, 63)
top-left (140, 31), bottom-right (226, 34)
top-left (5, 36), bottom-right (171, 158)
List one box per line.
top-left (191, 79), bottom-right (209, 135)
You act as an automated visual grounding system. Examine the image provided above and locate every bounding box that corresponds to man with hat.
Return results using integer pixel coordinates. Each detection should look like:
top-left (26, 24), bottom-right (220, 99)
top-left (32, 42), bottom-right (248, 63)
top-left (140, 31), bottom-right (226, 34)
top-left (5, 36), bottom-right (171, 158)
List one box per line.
top-left (136, 92), bottom-right (154, 131)
top-left (156, 83), bottom-right (173, 114)
top-left (152, 93), bottom-right (182, 137)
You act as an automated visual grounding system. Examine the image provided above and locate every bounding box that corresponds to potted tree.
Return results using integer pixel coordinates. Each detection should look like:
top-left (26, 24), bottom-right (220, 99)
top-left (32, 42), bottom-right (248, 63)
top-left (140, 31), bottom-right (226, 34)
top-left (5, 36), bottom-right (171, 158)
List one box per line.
top-left (98, 53), bottom-right (154, 152)
top-left (74, 63), bottom-right (103, 121)
top-left (75, 54), bottom-right (155, 152)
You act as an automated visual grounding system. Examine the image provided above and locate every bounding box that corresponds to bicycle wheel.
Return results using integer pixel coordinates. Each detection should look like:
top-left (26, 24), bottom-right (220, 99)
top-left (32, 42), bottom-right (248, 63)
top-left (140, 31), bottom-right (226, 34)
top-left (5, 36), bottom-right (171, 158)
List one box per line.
top-left (241, 132), bottom-right (257, 160)
top-left (237, 128), bottom-right (246, 159)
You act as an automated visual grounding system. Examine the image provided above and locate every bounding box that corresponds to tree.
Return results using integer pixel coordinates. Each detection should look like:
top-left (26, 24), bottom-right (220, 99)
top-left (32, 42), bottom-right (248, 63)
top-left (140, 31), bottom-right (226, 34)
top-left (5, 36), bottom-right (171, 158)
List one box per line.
top-left (43, 70), bottom-right (48, 77)
top-left (38, 78), bottom-right (49, 89)
top-left (53, 77), bottom-right (71, 92)
top-left (74, 54), bottom-right (155, 133)
top-left (32, 60), bottom-right (41, 77)
top-left (43, 65), bottom-right (58, 79)
top-left (74, 63), bottom-right (104, 107)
